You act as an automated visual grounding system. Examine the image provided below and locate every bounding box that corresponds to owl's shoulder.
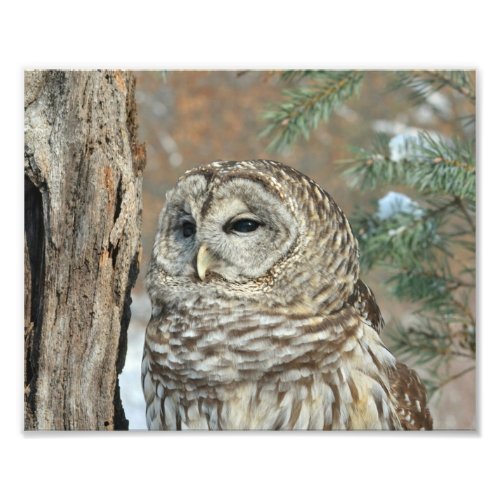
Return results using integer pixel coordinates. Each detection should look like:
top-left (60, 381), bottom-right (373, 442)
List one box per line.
top-left (347, 279), bottom-right (385, 334)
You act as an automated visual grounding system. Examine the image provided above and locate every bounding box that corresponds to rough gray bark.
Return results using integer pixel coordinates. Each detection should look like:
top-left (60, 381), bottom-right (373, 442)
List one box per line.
top-left (24, 70), bottom-right (145, 430)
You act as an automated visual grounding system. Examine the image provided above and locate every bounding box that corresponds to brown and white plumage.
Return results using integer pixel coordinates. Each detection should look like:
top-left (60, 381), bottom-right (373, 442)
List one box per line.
top-left (142, 160), bottom-right (432, 430)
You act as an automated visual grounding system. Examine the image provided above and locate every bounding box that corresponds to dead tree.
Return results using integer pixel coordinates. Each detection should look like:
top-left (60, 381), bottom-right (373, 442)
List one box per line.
top-left (24, 70), bottom-right (145, 430)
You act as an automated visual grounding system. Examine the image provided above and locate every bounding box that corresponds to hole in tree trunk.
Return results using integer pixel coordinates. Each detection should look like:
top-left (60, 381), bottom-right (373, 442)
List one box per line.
top-left (24, 175), bottom-right (45, 402)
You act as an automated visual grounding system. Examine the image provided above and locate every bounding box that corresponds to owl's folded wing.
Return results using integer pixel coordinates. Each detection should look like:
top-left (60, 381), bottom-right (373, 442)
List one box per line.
top-left (389, 362), bottom-right (433, 430)
top-left (347, 279), bottom-right (432, 430)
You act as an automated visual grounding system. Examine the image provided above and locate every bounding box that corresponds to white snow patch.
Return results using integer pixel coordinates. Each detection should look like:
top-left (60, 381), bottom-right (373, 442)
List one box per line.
top-left (372, 119), bottom-right (420, 136)
top-left (388, 132), bottom-right (422, 161)
top-left (426, 91), bottom-right (452, 116)
top-left (119, 290), bottom-right (151, 430)
top-left (377, 191), bottom-right (424, 220)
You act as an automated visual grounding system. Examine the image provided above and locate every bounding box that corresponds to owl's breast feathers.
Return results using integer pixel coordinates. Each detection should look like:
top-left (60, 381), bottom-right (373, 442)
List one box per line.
top-left (142, 284), bottom-right (432, 430)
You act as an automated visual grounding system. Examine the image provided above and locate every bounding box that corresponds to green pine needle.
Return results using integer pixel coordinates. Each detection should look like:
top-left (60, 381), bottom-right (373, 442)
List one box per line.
top-left (261, 71), bottom-right (364, 151)
top-left (344, 132), bottom-right (476, 201)
top-left (391, 70), bottom-right (475, 104)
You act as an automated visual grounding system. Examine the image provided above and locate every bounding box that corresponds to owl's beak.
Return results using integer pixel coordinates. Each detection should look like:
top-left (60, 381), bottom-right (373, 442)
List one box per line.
top-left (196, 244), bottom-right (216, 281)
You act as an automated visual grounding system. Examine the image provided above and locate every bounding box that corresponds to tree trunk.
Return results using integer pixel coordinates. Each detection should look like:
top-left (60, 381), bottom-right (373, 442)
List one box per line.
top-left (24, 70), bottom-right (145, 430)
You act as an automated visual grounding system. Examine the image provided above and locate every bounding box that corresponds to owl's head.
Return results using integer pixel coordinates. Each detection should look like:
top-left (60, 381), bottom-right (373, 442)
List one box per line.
top-left (148, 160), bottom-right (359, 311)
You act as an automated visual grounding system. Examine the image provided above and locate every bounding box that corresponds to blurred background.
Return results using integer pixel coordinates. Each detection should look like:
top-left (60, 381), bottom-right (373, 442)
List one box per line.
top-left (119, 71), bottom-right (475, 430)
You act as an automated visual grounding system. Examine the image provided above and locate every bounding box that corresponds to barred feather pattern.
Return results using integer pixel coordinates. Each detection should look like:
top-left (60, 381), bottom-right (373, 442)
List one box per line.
top-left (347, 280), bottom-right (432, 430)
top-left (143, 294), bottom-right (401, 430)
top-left (143, 159), bottom-right (432, 430)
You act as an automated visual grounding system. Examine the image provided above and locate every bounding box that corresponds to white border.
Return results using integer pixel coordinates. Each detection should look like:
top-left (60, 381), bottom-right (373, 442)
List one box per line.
top-left (4, 1), bottom-right (497, 498)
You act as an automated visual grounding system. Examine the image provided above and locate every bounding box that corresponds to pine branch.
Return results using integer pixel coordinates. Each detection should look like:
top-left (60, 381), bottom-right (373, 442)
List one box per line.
top-left (279, 70), bottom-right (332, 83)
top-left (343, 132), bottom-right (476, 201)
top-left (353, 209), bottom-right (448, 271)
top-left (455, 196), bottom-right (476, 232)
top-left (434, 365), bottom-right (475, 389)
top-left (388, 314), bottom-right (475, 367)
top-left (389, 321), bottom-right (454, 366)
top-left (417, 70), bottom-right (475, 103)
top-left (387, 269), bottom-right (468, 312)
top-left (391, 70), bottom-right (475, 104)
top-left (423, 363), bottom-right (475, 400)
top-left (261, 71), bottom-right (363, 151)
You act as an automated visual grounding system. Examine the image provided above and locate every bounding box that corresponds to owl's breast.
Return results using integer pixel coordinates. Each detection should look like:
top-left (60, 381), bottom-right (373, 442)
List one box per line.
top-left (143, 367), bottom-right (401, 430)
top-left (143, 297), bottom-right (401, 430)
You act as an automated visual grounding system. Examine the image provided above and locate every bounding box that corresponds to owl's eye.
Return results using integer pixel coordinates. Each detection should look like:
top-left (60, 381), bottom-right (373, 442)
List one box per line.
top-left (182, 221), bottom-right (196, 238)
top-left (230, 219), bottom-right (261, 233)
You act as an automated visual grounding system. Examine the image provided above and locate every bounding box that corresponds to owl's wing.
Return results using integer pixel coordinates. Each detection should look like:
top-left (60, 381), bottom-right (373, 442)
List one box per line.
top-left (388, 362), bottom-right (433, 430)
top-left (347, 279), bottom-right (385, 334)
top-left (347, 279), bottom-right (432, 429)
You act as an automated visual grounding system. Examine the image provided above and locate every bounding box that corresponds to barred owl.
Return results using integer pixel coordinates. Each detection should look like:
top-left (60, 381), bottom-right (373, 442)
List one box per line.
top-left (142, 160), bottom-right (432, 430)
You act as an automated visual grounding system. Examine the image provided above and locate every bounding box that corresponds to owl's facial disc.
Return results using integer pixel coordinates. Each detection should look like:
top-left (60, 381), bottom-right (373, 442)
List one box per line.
top-left (189, 177), bottom-right (298, 284)
top-left (159, 175), bottom-right (298, 285)
top-left (196, 214), bottom-right (265, 281)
